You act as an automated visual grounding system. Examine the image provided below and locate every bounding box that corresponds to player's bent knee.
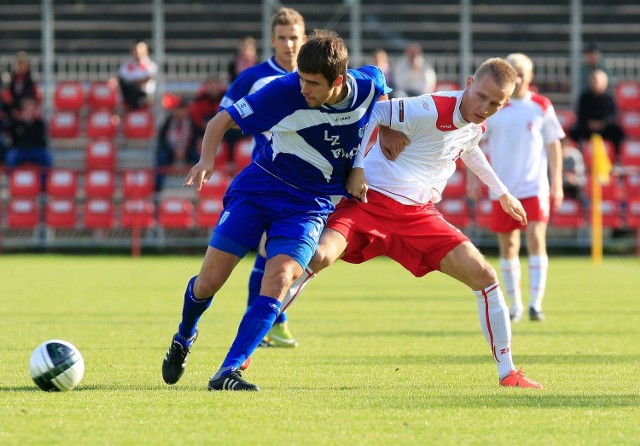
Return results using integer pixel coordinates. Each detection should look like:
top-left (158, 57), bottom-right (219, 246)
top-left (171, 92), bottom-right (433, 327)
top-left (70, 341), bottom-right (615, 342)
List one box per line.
top-left (194, 275), bottom-right (224, 299)
top-left (476, 262), bottom-right (499, 288)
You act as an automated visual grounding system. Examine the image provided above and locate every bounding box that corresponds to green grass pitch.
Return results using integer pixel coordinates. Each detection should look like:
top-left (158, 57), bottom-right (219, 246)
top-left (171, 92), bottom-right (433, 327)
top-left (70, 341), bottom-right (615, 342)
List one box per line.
top-left (1, 254), bottom-right (639, 445)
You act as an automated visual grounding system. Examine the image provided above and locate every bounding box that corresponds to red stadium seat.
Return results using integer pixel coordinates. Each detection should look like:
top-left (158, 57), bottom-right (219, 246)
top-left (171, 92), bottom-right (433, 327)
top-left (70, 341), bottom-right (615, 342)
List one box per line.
top-left (555, 108), bottom-right (576, 133)
top-left (614, 81), bottom-right (640, 111)
top-left (597, 199), bottom-right (624, 229)
top-left (550, 199), bottom-right (586, 229)
top-left (85, 170), bottom-right (116, 198)
top-left (49, 111), bottom-right (81, 139)
top-left (9, 168), bottom-right (41, 198)
top-left (435, 81), bottom-right (460, 92)
top-left (46, 168), bottom-right (77, 198)
top-left (436, 198), bottom-right (471, 229)
top-left (620, 139), bottom-right (640, 169)
top-left (619, 111), bottom-right (640, 138)
top-left (123, 109), bottom-right (154, 139)
top-left (87, 81), bottom-right (119, 110)
top-left (83, 198), bottom-right (116, 229)
top-left (54, 81), bottom-right (85, 111)
top-left (473, 199), bottom-right (493, 229)
top-left (623, 172), bottom-right (640, 197)
top-left (8, 198), bottom-right (40, 228)
top-left (234, 137), bottom-right (254, 172)
top-left (444, 170), bottom-right (466, 198)
top-left (120, 199), bottom-right (156, 229)
top-left (158, 197), bottom-right (194, 229)
top-left (85, 139), bottom-right (117, 170)
top-left (45, 198), bottom-right (77, 228)
top-left (584, 175), bottom-right (622, 201)
top-left (214, 140), bottom-right (230, 169)
top-left (196, 198), bottom-right (223, 228)
top-left (198, 170), bottom-right (229, 198)
top-left (626, 198), bottom-right (640, 229)
top-left (87, 109), bottom-right (119, 139)
top-left (122, 169), bottom-right (154, 199)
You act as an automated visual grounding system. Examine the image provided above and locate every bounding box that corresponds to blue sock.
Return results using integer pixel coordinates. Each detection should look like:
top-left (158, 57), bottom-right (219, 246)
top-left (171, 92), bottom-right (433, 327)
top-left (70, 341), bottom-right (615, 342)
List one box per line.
top-left (220, 295), bottom-right (281, 372)
top-left (246, 254), bottom-right (266, 309)
top-left (176, 275), bottom-right (213, 347)
top-left (247, 255), bottom-right (288, 325)
top-left (274, 310), bottom-right (287, 325)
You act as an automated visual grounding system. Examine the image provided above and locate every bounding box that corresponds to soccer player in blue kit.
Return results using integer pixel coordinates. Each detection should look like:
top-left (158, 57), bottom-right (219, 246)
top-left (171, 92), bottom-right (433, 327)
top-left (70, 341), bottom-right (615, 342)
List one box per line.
top-left (219, 7), bottom-right (307, 348)
top-left (162, 29), bottom-right (391, 391)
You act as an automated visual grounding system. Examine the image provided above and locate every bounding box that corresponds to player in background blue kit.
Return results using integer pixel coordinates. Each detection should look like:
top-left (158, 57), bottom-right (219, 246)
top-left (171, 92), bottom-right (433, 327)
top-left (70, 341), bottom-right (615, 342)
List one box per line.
top-left (218, 7), bottom-right (306, 348)
top-left (162, 29), bottom-right (391, 391)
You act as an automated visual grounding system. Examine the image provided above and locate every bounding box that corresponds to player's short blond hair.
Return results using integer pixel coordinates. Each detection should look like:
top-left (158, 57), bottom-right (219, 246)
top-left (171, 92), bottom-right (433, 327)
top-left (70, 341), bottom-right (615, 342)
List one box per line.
top-left (506, 53), bottom-right (533, 73)
top-left (271, 7), bottom-right (305, 35)
top-left (474, 57), bottom-right (517, 90)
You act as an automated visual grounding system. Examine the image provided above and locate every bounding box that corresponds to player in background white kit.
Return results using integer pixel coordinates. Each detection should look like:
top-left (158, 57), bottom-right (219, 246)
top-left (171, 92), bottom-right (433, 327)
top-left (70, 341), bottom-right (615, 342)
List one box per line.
top-left (281, 58), bottom-right (544, 388)
top-left (473, 53), bottom-right (564, 323)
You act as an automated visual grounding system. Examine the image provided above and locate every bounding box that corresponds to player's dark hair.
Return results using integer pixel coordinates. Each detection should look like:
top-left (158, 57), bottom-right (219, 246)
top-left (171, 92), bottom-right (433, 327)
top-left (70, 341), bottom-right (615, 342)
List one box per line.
top-left (271, 7), bottom-right (305, 35)
top-left (297, 29), bottom-right (348, 86)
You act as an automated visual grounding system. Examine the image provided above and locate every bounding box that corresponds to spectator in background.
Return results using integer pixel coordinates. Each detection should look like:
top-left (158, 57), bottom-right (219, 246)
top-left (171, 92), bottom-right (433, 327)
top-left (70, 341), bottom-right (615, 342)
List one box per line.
top-left (5, 96), bottom-right (53, 187)
top-left (189, 77), bottom-right (226, 139)
top-left (223, 36), bottom-right (259, 172)
top-left (0, 94), bottom-right (7, 163)
top-left (570, 69), bottom-right (625, 159)
top-left (561, 137), bottom-right (587, 200)
top-left (117, 40), bottom-right (158, 109)
top-left (1, 51), bottom-right (39, 119)
top-left (371, 48), bottom-right (394, 92)
top-left (392, 41), bottom-right (436, 97)
top-left (227, 36), bottom-right (258, 83)
top-left (580, 42), bottom-right (615, 92)
top-left (155, 96), bottom-right (199, 192)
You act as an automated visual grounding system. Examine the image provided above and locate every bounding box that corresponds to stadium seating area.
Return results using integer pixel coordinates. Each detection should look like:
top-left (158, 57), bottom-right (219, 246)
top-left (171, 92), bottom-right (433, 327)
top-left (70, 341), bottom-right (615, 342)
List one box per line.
top-left (2, 0), bottom-right (640, 252)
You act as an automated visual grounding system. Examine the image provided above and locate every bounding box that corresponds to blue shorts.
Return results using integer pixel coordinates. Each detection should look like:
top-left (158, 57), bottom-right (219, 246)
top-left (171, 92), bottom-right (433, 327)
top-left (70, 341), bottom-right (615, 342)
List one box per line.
top-left (209, 163), bottom-right (334, 269)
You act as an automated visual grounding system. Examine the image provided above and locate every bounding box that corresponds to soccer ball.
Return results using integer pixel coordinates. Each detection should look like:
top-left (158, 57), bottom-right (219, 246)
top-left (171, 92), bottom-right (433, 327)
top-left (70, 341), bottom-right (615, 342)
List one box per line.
top-left (29, 340), bottom-right (85, 392)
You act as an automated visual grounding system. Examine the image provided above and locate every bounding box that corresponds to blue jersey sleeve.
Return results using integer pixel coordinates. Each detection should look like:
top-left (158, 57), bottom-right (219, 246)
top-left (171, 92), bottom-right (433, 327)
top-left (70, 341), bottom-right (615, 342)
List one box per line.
top-left (354, 65), bottom-right (393, 96)
top-left (218, 70), bottom-right (260, 112)
top-left (226, 74), bottom-right (305, 135)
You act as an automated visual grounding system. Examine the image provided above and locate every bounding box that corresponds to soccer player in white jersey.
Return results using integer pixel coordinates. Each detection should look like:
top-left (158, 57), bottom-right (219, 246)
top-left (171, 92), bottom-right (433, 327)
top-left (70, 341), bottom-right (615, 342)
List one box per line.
top-left (219, 7), bottom-right (307, 349)
top-left (282, 58), bottom-right (544, 388)
top-left (161, 30), bottom-right (391, 391)
top-left (476, 53), bottom-right (564, 323)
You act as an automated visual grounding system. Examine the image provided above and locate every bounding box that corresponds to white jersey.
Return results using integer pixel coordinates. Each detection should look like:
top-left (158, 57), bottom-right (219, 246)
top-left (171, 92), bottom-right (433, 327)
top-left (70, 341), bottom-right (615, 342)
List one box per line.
top-left (363, 91), bottom-right (508, 205)
top-left (118, 57), bottom-right (158, 95)
top-left (482, 91), bottom-right (565, 200)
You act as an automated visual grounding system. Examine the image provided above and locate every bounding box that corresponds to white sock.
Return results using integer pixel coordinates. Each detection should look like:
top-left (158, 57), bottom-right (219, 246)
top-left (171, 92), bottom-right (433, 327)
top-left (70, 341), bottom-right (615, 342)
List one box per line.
top-left (499, 257), bottom-right (523, 312)
top-left (528, 255), bottom-right (548, 312)
top-left (474, 283), bottom-right (516, 379)
top-left (281, 267), bottom-right (316, 312)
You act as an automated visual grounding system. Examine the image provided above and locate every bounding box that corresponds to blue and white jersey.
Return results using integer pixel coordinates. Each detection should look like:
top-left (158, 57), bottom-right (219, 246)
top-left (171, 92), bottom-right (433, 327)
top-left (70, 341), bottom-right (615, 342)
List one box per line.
top-left (226, 65), bottom-right (390, 196)
top-left (219, 57), bottom-right (295, 152)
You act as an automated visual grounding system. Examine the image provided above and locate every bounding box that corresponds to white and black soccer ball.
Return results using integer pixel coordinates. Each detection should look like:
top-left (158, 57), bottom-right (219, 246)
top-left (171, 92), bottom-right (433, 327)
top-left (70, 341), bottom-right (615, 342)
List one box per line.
top-left (29, 340), bottom-right (85, 392)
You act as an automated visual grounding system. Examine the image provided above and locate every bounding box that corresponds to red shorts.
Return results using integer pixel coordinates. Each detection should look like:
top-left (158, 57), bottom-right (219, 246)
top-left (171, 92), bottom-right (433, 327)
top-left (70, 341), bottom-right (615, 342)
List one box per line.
top-left (327, 190), bottom-right (469, 277)
top-left (490, 196), bottom-right (549, 233)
